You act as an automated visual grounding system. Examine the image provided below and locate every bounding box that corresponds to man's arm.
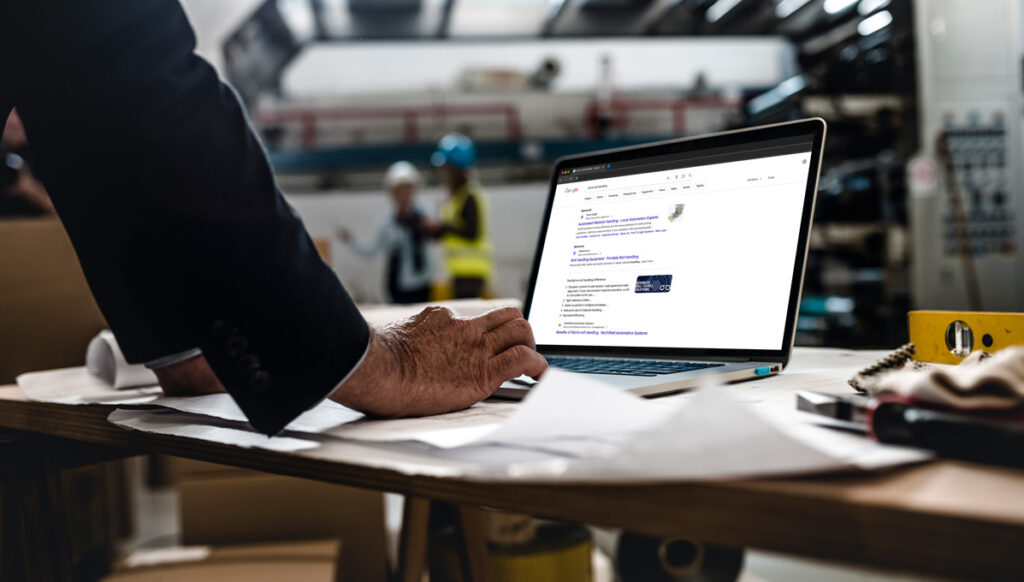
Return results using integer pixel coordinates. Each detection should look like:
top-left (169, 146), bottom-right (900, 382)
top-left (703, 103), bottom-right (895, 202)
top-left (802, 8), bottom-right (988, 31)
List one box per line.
top-left (4, 0), bottom-right (546, 433)
top-left (5, 0), bottom-right (369, 435)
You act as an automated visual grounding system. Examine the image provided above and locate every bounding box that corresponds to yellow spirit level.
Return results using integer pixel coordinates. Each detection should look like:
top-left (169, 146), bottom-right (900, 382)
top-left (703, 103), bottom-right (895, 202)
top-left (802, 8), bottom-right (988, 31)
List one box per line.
top-left (908, 311), bottom-right (1024, 364)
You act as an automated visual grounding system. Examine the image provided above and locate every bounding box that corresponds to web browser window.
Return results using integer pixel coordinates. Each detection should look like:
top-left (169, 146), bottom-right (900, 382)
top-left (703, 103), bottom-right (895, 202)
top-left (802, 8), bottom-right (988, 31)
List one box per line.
top-left (529, 137), bottom-right (814, 351)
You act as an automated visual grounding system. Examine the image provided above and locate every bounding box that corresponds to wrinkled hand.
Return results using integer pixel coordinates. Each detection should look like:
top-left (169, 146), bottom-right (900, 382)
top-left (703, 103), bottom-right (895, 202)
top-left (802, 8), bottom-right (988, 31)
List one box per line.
top-left (153, 354), bottom-right (227, 397)
top-left (331, 306), bottom-right (547, 417)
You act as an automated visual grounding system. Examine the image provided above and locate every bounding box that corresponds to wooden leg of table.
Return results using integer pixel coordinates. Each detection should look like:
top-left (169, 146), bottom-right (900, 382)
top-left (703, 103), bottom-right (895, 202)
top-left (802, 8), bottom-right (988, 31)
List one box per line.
top-left (396, 496), bottom-right (431, 582)
top-left (454, 505), bottom-right (493, 582)
top-left (0, 447), bottom-right (73, 582)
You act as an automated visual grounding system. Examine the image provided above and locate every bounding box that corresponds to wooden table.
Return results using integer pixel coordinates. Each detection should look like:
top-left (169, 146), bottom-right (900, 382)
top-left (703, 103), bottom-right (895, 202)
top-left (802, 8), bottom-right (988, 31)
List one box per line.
top-left (1, 384), bottom-right (1024, 581)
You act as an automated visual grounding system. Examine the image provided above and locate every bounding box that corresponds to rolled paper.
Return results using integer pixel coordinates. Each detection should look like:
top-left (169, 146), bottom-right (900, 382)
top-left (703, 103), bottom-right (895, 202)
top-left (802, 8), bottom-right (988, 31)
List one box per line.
top-left (86, 330), bottom-right (159, 389)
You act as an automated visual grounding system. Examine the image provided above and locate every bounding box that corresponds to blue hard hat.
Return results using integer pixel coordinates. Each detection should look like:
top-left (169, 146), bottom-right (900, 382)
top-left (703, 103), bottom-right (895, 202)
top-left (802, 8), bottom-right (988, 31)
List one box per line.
top-left (431, 133), bottom-right (476, 169)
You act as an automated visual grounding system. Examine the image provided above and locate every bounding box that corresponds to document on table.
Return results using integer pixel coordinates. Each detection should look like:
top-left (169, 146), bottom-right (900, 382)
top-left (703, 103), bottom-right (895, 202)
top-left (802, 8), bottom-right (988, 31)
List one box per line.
top-left (152, 393), bottom-right (365, 434)
top-left (107, 358), bottom-right (932, 482)
top-left (149, 392), bottom-right (519, 444)
top-left (17, 367), bottom-right (161, 405)
top-left (377, 368), bottom-right (930, 481)
top-left (109, 408), bottom-right (320, 452)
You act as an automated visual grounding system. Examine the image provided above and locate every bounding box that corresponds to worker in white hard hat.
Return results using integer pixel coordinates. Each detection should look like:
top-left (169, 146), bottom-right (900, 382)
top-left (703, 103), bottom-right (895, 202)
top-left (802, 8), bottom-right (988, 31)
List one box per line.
top-left (337, 161), bottom-right (435, 304)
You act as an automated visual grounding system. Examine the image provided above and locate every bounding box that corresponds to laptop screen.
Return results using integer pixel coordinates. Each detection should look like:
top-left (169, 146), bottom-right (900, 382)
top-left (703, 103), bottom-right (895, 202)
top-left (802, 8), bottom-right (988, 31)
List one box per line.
top-left (527, 130), bottom-right (817, 353)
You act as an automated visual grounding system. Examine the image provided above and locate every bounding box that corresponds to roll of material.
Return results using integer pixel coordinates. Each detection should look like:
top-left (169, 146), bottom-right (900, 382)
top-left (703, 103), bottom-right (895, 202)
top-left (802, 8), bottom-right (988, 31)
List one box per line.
top-left (86, 330), bottom-right (159, 389)
top-left (593, 529), bottom-right (743, 582)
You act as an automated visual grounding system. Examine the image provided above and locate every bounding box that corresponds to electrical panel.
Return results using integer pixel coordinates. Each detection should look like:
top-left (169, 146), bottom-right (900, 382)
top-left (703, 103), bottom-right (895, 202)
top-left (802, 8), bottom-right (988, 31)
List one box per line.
top-left (909, 0), bottom-right (1024, 311)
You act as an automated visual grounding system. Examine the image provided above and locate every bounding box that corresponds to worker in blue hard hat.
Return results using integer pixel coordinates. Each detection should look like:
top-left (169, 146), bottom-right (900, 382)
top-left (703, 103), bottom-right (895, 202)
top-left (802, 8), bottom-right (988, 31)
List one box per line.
top-left (425, 133), bottom-right (494, 299)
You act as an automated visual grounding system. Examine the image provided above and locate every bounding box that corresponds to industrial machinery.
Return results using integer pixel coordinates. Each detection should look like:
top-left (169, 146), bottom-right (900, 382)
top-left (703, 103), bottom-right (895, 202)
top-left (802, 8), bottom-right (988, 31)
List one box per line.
top-left (910, 0), bottom-right (1024, 311)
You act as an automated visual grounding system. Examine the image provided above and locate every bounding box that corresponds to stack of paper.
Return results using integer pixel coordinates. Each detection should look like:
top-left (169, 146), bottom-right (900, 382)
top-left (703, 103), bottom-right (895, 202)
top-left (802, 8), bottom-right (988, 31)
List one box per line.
top-left (15, 323), bottom-right (932, 481)
top-left (107, 361), bottom-right (932, 482)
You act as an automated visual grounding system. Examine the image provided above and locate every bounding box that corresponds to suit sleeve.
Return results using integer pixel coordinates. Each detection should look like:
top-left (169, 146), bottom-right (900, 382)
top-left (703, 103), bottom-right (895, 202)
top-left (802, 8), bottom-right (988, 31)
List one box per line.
top-left (3, 0), bottom-right (369, 435)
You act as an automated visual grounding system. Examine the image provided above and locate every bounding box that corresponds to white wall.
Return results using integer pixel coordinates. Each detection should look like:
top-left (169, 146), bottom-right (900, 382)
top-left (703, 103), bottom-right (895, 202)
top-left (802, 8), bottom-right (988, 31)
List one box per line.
top-left (285, 182), bottom-right (550, 303)
top-left (284, 38), bottom-right (796, 98)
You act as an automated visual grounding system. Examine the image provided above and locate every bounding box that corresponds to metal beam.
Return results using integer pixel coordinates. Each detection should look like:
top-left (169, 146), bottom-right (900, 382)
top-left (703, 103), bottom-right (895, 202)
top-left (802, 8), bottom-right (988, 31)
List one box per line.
top-left (309, 0), bottom-right (330, 41)
top-left (540, 0), bottom-right (571, 36)
top-left (437, 0), bottom-right (456, 37)
top-left (633, 0), bottom-right (688, 34)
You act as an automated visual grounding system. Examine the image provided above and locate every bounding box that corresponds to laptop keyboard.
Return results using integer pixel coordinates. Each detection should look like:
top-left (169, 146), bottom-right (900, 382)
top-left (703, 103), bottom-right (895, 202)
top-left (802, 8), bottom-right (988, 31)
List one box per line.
top-left (546, 357), bottom-right (724, 377)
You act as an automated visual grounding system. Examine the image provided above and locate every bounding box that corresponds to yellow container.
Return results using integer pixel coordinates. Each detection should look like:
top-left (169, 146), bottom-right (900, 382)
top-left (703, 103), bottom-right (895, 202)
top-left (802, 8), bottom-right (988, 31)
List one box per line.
top-left (429, 523), bottom-right (592, 582)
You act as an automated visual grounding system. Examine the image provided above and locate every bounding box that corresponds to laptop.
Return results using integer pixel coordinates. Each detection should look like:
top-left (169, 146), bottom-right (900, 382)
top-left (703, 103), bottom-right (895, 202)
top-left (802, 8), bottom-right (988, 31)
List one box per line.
top-left (498, 118), bottom-right (827, 397)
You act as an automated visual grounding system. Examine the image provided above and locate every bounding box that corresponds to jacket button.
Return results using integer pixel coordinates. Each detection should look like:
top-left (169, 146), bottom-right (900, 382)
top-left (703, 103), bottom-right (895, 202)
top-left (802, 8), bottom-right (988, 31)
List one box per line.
top-left (225, 335), bottom-right (248, 357)
top-left (236, 354), bottom-right (261, 376)
top-left (212, 319), bottom-right (237, 339)
top-left (248, 370), bottom-right (270, 393)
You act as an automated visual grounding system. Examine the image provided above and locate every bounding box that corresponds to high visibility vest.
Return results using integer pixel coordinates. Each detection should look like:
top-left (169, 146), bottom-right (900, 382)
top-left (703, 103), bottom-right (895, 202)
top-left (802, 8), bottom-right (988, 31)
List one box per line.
top-left (440, 182), bottom-right (494, 279)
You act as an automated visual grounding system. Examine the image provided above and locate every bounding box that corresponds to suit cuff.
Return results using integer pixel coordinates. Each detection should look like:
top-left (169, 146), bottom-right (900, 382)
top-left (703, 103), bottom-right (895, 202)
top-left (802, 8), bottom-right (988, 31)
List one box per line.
top-left (321, 331), bottom-right (373, 406)
top-left (145, 347), bottom-right (202, 369)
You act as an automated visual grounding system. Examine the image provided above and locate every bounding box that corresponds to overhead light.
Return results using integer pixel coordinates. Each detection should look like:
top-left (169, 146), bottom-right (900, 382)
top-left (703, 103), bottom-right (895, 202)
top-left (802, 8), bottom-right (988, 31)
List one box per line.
top-left (858, 9), bottom-right (892, 36)
top-left (776, 0), bottom-right (811, 19)
top-left (705, 0), bottom-right (743, 23)
top-left (823, 0), bottom-right (857, 15)
top-left (747, 74), bottom-right (806, 116)
top-left (276, 0), bottom-right (317, 42)
top-left (857, 0), bottom-right (889, 15)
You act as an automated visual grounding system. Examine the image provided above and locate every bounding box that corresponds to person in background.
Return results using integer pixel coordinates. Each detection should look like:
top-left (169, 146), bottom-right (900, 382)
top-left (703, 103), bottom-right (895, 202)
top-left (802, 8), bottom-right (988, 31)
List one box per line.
top-left (337, 161), bottom-right (434, 304)
top-left (0, 109), bottom-right (55, 216)
top-left (426, 133), bottom-right (494, 299)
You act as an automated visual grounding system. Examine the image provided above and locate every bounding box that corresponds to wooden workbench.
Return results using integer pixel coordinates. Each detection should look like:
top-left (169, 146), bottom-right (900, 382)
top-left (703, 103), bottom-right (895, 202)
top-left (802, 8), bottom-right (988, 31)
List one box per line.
top-left (1, 382), bottom-right (1023, 581)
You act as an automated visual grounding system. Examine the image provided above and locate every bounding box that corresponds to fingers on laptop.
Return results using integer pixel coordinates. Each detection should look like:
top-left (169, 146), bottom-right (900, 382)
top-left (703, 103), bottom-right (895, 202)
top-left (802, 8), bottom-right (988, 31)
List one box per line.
top-left (474, 306), bottom-right (524, 331)
top-left (484, 317), bottom-right (537, 354)
top-left (490, 345), bottom-right (548, 383)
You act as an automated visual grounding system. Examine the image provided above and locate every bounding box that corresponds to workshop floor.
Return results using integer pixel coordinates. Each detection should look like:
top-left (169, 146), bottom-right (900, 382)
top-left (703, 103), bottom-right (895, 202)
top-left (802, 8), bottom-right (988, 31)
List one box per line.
top-left (121, 458), bottom-right (946, 582)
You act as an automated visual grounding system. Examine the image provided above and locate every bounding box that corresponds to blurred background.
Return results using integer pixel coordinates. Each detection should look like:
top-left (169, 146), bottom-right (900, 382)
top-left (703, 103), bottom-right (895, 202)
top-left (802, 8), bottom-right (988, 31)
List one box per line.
top-left (3, 3), bottom-right (1023, 581)
top-left (172, 0), bottom-right (1020, 350)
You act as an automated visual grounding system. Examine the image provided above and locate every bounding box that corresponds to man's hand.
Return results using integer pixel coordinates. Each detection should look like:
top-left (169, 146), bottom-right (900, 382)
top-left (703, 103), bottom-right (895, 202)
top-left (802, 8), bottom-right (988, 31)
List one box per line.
top-left (331, 306), bottom-right (547, 417)
top-left (153, 354), bottom-right (227, 397)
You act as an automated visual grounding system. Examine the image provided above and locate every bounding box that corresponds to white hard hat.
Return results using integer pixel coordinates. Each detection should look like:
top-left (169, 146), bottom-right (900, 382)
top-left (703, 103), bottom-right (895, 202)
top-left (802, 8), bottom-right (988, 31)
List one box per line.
top-left (384, 161), bottom-right (421, 188)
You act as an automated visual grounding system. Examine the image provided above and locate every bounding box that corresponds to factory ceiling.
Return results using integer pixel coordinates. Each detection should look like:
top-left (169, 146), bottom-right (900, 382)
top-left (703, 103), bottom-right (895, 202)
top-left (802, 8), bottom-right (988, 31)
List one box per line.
top-left (224, 0), bottom-right (899, 104)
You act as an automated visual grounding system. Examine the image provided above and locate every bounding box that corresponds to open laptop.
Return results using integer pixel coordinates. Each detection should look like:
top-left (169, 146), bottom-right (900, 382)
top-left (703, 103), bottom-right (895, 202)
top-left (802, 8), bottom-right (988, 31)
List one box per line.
top-left (498, 118), bottom-right (827, 397)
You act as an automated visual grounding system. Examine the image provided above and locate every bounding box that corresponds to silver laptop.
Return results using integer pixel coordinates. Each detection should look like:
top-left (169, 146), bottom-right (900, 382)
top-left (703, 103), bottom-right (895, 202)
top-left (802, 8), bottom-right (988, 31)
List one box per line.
top-left (498, 118), bottom-right (827, 397)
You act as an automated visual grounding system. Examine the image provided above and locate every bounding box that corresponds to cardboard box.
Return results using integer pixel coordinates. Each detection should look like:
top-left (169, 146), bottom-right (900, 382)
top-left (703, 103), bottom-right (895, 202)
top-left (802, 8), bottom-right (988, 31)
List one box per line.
top-left (104, 539), bottom-right (341, 582)
top-left (178, 470), bottom-right (387, 582)
top-left (0, 218), bottom-right (106, 383)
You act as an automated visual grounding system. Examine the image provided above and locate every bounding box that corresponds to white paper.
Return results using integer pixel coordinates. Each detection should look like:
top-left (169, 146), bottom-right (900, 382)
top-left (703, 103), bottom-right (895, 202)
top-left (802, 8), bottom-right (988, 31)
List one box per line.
top-left (123, 547), bottom-right (212, 568)
top-left (108, 408), bottom-right (319, 452)
top-left (323, 402), bottom-right (519, 447)
top-left (86, 330), bottom-right (159, 389)
top-left (17, 367), bottom-right (161, 405)
top-left (417, 369), bottom-right (678, 449)
top-left (553, 386), bottom-right (926, 481)
top-left (103, 347), bottom-right (932, 483)
top-left (106, 407), bottom-right (561, 479)
top-left (152, 393), bottom-right (365, 433)
top-left (359, 363), bottom-right (924, 481)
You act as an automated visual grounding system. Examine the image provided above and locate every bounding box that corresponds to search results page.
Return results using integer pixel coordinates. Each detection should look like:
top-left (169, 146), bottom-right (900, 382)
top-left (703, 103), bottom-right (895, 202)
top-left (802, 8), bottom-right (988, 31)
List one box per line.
top-left (529, 150), bottom-right (812, 350)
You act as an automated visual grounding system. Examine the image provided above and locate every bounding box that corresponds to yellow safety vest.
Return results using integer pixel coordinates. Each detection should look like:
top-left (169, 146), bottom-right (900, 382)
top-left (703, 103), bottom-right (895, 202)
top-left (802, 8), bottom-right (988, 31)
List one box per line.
top-left (440, 182), bottom-right (494, 279)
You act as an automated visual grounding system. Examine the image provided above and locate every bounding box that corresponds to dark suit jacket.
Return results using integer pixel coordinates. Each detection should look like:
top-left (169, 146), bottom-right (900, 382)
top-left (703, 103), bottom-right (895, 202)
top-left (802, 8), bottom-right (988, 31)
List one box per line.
top-left (0, 0), bottom-right (370, 435)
